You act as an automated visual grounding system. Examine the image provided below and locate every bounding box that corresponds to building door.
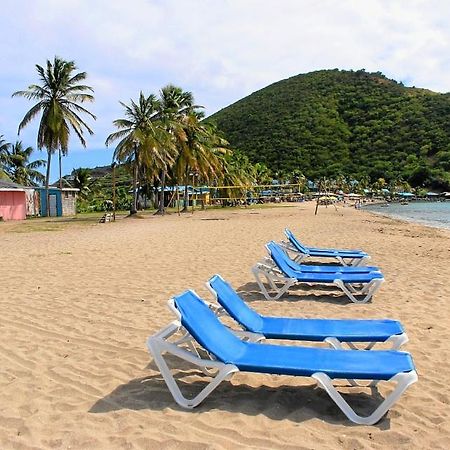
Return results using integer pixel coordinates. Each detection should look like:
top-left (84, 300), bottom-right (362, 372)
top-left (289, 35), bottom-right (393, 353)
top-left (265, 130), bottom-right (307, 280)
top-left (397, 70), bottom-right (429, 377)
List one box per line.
top-left (49, 194), bottom-right (57, 217)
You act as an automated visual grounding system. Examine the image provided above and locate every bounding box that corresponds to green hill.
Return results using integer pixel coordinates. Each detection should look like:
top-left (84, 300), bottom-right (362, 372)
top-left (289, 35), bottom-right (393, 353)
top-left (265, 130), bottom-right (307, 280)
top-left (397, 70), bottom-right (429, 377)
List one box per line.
top-left (208, 69), bottom-right (450, 189)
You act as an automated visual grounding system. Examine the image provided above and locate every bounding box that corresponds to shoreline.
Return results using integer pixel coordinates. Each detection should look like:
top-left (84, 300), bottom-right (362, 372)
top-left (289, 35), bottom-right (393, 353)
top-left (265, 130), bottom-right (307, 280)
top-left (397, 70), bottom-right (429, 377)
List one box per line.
top-left (363, 202), bottom-right (450, 232)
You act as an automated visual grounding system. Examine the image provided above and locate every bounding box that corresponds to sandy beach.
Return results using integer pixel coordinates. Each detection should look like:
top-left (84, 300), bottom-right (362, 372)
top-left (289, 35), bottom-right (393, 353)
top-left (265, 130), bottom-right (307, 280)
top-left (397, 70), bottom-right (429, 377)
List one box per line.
top-left (1, 202), bottom-right (449, 449)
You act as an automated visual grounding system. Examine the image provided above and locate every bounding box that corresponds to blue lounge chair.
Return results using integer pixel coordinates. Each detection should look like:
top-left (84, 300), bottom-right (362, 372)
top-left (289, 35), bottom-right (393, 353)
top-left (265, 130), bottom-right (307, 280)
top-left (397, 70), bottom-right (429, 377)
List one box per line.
top-left (282, 228), bottom-right (371, 266)
top-left (263, 244), bottom-right (380, 274)
top-left (147, 290), bottom-right (417, 425)
top-left (206, 274), bottom-right (407, 349)
top-left (252, 242), bottom-right (384, 302)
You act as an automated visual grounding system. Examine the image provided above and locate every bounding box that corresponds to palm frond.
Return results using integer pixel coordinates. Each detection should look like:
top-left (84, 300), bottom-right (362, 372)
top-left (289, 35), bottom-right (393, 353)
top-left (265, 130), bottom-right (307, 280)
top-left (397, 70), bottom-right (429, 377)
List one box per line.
top-left (105, 128), bottom-right (133, 146)
top-left (61, 105), bottom-right (94, 136)
top-left (17, 101), bottom-right (45, 134)
top-left (67, 71), bottom-right (89, 86)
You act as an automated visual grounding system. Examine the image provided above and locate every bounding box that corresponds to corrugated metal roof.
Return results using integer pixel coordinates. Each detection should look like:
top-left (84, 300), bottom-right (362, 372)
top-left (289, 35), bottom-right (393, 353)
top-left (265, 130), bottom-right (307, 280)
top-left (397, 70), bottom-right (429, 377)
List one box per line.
top-left (0, 180), bottom-right (32, 190)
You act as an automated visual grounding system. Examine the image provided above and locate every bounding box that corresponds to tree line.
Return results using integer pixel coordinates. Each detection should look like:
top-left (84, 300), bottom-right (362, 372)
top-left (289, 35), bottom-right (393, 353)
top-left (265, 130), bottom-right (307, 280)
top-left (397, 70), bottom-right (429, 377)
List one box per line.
top-left (3, 62), bottom-right (449, 216)
top-left (1, 56), bottom-right (272, 215)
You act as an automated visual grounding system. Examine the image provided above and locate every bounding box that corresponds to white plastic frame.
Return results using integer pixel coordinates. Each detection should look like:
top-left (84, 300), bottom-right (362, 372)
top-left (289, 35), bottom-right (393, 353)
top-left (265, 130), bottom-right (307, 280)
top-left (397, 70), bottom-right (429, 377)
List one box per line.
top-left (252, 260), bottom-right (384, 303)
top-left (279, 240), bottom-right (371, 267)
top-left (147, 318), bottom-right (418, 425)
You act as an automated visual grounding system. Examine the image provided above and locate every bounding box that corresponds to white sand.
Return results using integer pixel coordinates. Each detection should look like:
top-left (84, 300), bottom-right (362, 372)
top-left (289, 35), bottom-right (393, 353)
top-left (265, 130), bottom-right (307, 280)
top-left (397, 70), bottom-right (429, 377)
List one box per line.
top-left (1, 203), bottom-right (449, 449)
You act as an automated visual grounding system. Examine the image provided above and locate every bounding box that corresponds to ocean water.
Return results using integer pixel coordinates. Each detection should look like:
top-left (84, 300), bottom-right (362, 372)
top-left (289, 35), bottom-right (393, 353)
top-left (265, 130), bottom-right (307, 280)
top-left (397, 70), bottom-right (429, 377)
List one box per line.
top-left (366, 201), bottom-right (450, 230)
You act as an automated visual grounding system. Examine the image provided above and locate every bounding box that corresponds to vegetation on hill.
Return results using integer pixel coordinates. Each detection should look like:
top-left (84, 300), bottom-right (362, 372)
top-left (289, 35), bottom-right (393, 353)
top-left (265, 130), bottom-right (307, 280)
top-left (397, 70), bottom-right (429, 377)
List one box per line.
top-left (208, 69), bottom-right (450, 190)
top-left (4, 65), bottom-right (450, 217)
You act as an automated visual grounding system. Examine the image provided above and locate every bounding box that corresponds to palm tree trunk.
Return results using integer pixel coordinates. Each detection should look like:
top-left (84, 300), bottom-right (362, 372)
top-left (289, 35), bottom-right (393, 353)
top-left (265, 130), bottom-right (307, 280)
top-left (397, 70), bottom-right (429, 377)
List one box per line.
top-left (131, 162), bottom-right (138, 215)
top-left (45, 150), bottom-right (52, 217)
top-left (156, 170), bottom-right (166, 215)
top-left (200, 186), bottom-right (205, 210)
top-left (182, 168), bottom-right (189, 212)
top-left (58, 148), bottom-right (62, 189)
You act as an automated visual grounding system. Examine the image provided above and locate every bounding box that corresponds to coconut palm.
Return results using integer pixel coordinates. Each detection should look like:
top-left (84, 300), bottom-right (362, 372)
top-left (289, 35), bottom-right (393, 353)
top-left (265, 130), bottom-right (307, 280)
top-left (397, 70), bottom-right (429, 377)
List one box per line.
top-left (253, 162), bottom-right (272, 185)
top-left (12, 56), bottom-right (95, 215)
top-left (106, 92), bottom-right (175, 214)
top-left (0, 141), bottom-right (45, 186)
top-left (218, 151), bottom-right (256, 202)
top-left (174, 114), bottom-right (230, 211)
top-left (0, 135), bottom-right (12, 180)
top-left (155, 85), bottom-right (200, 214)
top-left (159, 84), bottom-right (196, 117)
top-left (72, 167), bottom-right (94, 199)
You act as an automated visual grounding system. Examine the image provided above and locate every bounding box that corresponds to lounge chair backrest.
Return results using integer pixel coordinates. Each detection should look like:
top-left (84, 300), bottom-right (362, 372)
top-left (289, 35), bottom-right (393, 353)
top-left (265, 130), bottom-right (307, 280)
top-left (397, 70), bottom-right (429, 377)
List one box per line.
top-left (266, 241), bottom-right (297, 278)
top-left (208, 275), bottom-right (263, 332)
top-left (174, 290), bottom-right (247, 362)
top-left (284, 228), bottom-right (310, 254)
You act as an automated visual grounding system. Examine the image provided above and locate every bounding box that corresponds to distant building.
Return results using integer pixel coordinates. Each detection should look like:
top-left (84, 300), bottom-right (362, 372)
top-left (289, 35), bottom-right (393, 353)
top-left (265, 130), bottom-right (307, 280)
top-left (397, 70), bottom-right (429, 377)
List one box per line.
top-left (0, 181), bottom-right (79, 220)
top-left (36, 187), bottom-right (79, 217)
top-left (156, 185), bottom-right (210, 207)
top-left (307, 180), bottom-right (318, 192)
top-left (0, 180), bottom-right (28, 221)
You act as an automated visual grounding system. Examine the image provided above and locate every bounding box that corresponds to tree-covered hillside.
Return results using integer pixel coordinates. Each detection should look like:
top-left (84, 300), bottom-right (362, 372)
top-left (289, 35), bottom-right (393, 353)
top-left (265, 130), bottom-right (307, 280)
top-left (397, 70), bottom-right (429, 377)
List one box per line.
top-left (208, 69), bottom-right (450, 189)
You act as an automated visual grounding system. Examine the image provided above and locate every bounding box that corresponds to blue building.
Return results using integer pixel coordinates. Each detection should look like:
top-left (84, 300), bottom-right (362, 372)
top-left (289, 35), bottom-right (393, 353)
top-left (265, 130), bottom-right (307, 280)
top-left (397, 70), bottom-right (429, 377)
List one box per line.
top-left (37, 187), bottom-right (79, 217)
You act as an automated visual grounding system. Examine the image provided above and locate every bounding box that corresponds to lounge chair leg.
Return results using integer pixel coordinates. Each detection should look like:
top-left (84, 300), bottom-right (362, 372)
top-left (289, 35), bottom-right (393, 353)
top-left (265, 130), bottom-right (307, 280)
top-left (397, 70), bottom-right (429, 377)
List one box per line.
top-left (336, 256), bottom-right (347, 266)
top-left (252, 266), bottom-right (293, 300)
top-left (147, 335), bottom-right (238, 408)
top-left (334, 279), bottom-right (383, 303)
top-left (341, 256), bottom-right (370, 267)
top-left (293, 253), bottom-right (307, 264)
top-left (279, 242), bottom-right (307, 264)
top-left (252, 266), bottom-right (275, 300)
top-left (323, 336), bottom-right (408, 386)
top-left (312, 371), bottom-right (418, 425)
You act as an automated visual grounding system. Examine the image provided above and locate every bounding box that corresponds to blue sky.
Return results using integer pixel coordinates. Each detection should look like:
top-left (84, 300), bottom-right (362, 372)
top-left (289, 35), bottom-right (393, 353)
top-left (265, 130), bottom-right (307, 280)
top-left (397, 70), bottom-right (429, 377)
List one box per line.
top-left (1, 0), bottom-right (450, 183)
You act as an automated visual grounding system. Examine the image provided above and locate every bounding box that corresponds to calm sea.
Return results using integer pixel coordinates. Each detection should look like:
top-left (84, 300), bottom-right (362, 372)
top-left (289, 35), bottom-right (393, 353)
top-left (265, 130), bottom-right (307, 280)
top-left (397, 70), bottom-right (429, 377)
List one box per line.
top-left (366, 201), bottom-right (450, 230)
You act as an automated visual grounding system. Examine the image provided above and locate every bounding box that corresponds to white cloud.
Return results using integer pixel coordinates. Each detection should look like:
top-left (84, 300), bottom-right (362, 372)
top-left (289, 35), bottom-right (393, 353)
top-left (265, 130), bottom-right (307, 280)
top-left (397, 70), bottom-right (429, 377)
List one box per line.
top-left (1, 0), bottom-right (450, 158)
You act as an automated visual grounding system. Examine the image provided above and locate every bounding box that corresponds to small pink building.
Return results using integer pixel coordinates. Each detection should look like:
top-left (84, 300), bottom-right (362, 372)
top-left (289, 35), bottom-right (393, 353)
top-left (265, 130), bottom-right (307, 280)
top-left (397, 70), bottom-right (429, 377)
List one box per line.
top-left (0, 180), bottom-right (27, 221)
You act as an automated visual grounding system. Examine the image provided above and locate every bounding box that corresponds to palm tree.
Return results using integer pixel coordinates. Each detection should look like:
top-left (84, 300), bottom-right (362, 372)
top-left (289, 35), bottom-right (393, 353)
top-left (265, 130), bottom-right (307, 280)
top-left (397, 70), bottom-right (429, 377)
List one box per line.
top-left (106, 92), bottom-right (175, 214)
top-left (289, 169), bottom-right (306, 194)
top-left (12, 56), bottom-right (95, 215)
top-left (0, 141), bottom-right (46, 186)
top-left (156, 85), bottom-right (198, 214)
top-left (174, 114), bottom-right (229, 211)
top-left (253, 162), bottom-right (272, 185)
top-left (372, 177), bottom-right (387, 194)
top-left (219, 151), bottom-right (255, 202)
top-left (72, 167), bottom-right (94, 199)
top-left (0, 135), bottom-right (12, 180)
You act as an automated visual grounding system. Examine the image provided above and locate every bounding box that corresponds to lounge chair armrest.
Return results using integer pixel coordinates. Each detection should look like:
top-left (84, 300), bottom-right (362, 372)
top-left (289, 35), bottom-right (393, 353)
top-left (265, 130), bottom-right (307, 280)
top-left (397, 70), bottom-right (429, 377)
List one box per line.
top-left (148, 335), bottom-right (232, 371)
top-left (167, 299), bottom-right (182, 320)
top-left (151, 320), bottom-right (184, 341)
